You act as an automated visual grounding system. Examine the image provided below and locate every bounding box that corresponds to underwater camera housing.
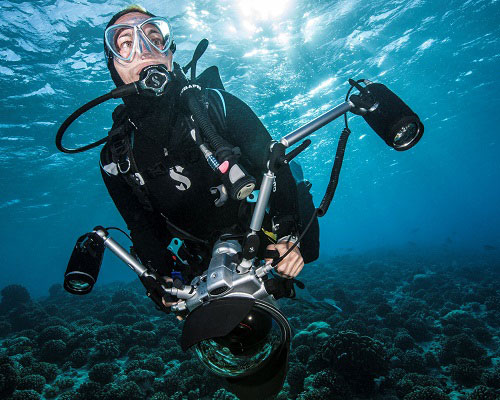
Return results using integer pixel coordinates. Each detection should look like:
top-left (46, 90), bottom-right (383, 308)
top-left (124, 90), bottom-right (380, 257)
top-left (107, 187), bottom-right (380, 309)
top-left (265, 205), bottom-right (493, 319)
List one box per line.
top-left (66, 227), bottom-right (294, 399)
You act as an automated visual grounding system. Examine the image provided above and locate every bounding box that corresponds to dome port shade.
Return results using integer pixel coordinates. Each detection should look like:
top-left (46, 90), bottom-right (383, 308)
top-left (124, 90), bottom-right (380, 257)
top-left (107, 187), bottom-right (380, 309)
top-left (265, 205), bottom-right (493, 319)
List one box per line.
top-left (181, 297), bottom-right (255, 352)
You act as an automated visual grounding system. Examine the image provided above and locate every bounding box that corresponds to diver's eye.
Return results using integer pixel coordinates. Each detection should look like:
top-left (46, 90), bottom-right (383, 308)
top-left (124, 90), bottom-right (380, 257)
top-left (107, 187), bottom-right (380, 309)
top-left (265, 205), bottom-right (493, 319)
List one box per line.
top-left (152, 38), bottom-right (163, 47)
top-left (117, 40), bottom-right (133, 58)
top-left (119, 40), bottom-right (133, 50)
top-left (148, 35), bottom-right (165, 49)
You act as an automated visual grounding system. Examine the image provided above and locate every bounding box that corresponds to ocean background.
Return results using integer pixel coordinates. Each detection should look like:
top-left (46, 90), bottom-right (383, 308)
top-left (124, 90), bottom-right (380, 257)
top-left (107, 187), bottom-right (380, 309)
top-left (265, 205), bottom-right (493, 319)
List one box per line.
top-left (0, 0), bottom-right (499, 399)
top-left (1, 0), bottom-right (499, 296)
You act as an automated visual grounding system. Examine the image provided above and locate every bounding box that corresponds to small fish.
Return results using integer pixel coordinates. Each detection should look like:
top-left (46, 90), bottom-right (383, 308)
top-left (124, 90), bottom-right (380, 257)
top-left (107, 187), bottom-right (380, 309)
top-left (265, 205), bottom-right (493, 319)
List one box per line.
top-left (293, 298), bottom-right (343, 313)
top-left (483, 244), bottom-right (497, 251)
top-left (322, 298), bottom-right (343, 313)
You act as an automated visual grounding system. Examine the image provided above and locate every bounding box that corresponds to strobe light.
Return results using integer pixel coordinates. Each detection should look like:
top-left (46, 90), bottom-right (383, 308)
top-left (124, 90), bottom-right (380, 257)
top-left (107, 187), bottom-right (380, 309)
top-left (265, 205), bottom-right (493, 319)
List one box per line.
top-left (63, 231), bottom-right (105, 295)
top-left (350, 80), bottom-right (424, 151)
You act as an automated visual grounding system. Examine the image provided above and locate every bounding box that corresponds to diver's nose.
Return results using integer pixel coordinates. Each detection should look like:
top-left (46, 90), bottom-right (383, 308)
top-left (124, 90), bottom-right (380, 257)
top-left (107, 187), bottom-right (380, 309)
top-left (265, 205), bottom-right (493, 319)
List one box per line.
top-left (137, 33), bottom-right (154, 58)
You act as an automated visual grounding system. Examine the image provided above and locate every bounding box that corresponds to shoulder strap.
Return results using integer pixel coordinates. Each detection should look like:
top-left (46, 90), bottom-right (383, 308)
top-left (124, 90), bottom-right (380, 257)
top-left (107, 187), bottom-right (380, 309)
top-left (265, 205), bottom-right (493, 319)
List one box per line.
top-left (106, 105), bottom-right (154, 211)
top-left (207, 88), bottom-right (227, 117)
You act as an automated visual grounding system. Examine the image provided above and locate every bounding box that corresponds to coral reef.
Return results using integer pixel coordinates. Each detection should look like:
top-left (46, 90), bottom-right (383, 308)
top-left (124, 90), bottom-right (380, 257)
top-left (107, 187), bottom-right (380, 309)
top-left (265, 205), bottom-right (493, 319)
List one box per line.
top-left (0, 251), bottom-right (498, 399)
top-left (320, 330), bottom-right (388, 393)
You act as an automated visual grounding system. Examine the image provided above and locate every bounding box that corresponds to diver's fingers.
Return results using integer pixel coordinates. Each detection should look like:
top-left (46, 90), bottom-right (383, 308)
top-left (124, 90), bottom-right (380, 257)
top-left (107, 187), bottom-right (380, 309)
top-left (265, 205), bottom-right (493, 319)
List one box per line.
top-left (157, 277), bottom-right (183, 320)
top-left (279, 250), bottom-right (304, 278)
top-left (161, 297), bottom-right (184, 321)
top-left (288, 247), bottom-right (304, 277)
top-left (290, 258), bottom-right (304, 278)
top-left (161, 297), bottom-right (178, 307)
top-left (278, 256), bottom-right (295, 275)
top-left (277, 256), bottom-right (299, 278)
top-left (161, 277), bottom-right (176, 306)
top-left (264, 244), bottom-right (281, 265)
top-left (265, 243), bottom-right (304, 278)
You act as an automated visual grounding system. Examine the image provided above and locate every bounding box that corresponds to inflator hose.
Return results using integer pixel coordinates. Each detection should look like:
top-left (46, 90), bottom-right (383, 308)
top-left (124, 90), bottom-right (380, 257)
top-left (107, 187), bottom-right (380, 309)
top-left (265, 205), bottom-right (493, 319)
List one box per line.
top-left (56, 93), bottom-right (112, 154)
top-left (186, 94), bottom-right (226, 150)
top-left (174, 64), bottom-right (227, 152)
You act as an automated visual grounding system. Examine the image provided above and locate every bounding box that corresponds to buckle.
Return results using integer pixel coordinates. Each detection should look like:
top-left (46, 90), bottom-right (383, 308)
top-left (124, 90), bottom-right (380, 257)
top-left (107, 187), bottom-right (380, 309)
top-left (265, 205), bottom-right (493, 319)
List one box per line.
top-left (117, 157), bottom-right (131, 174)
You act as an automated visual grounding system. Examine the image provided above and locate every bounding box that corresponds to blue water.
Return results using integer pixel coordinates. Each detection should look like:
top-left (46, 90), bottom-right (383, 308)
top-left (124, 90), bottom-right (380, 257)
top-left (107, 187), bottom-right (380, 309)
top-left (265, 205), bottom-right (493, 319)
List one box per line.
top-left (0, 0), bottom-right (499, 298)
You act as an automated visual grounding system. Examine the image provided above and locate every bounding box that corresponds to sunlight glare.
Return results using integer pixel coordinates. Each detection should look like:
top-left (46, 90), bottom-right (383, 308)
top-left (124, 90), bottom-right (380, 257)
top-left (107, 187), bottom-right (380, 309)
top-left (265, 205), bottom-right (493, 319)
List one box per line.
top-left (238, 0), bottom-right (291, 21)
top-left (304, 16), bottom-right (321, 43)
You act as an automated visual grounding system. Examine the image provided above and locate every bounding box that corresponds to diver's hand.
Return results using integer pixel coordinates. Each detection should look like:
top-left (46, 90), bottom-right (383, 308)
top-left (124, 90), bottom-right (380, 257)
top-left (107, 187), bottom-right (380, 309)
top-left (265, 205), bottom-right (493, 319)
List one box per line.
top-left (161, 277), bottom-right (184, 321)
top-left (265, 242), bottom-right (304, 279)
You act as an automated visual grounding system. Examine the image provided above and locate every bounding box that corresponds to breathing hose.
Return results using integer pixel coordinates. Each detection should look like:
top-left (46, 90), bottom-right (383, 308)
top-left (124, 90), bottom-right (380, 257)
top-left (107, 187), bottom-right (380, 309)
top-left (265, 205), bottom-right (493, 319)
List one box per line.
top-left (55, 93), bottom-right (113, 154)
top-left (172, 63), bottom-right (256, 200)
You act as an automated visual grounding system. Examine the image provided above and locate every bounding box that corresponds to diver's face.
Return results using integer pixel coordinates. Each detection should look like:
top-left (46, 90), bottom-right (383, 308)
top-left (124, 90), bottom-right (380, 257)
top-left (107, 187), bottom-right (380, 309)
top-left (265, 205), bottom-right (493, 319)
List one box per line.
top-left (112, 12), bottom-right (173, 85)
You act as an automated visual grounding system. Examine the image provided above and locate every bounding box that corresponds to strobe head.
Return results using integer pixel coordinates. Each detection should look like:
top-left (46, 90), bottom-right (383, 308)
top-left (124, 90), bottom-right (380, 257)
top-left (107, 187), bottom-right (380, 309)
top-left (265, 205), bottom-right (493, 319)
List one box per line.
top-left (350, 80), bottom-right (424, 151)
top-left (63, 232), bottom-right (105, 295)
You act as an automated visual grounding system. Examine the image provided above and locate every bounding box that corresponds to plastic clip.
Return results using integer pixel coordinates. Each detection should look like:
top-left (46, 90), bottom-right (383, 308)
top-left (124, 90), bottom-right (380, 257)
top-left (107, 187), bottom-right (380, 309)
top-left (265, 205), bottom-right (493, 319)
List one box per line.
top-left (168, 238), bottom-right (188, 265)
top-left (246, 190), bottom-right (259, 203)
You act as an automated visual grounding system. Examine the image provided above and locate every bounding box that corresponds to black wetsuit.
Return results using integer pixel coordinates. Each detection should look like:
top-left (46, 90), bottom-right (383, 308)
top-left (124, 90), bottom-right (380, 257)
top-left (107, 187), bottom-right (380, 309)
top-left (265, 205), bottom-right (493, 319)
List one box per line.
top-left (100, 88), bottom-right (299, 278)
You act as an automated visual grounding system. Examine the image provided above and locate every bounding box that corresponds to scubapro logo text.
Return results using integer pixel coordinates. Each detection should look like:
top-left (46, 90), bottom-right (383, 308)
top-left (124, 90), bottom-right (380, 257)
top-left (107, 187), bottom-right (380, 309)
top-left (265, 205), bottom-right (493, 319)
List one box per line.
top-left (169, 165), bottom-right (191, 190)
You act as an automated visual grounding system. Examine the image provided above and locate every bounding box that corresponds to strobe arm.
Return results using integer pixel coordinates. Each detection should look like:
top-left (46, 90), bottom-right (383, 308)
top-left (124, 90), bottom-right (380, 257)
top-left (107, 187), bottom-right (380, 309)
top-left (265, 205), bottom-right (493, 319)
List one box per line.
top-left (280, 101), bottom-right (354, 148)
top-left (93, 228), bottom-right (194, 312)
top-left (94, 227), bottom-right (147, 275)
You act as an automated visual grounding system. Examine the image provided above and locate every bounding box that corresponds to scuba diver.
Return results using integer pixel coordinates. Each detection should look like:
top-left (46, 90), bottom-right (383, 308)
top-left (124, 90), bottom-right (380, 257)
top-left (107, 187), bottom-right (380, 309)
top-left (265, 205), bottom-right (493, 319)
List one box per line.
top-left (98, 6), bottom-right (312, 308)
top-left (58, 6), bottom-right (423, 398)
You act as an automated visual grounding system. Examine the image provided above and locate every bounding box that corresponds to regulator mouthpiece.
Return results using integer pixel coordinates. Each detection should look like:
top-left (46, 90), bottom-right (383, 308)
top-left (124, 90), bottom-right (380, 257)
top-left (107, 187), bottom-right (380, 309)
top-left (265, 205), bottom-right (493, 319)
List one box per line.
top-left (63, 232), bottom-right (105, 295)
top-left (110, 64), bottom-right (172, 99)
top-left (136, 64), bottom-right (172, 96)
top-left (350, 81), bottom-right (424, 151)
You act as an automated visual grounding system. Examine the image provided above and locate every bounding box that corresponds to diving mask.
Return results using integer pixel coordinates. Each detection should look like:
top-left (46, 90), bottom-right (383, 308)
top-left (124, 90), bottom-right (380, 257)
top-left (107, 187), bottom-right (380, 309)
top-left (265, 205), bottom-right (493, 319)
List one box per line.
top-left (104, 17), bottom-right (174, 62)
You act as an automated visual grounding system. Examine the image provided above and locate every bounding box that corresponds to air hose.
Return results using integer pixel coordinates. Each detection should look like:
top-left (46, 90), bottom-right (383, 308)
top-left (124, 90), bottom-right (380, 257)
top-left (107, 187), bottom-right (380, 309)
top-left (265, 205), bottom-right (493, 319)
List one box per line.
top-left (55, 93), bottom-right (113, 153)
